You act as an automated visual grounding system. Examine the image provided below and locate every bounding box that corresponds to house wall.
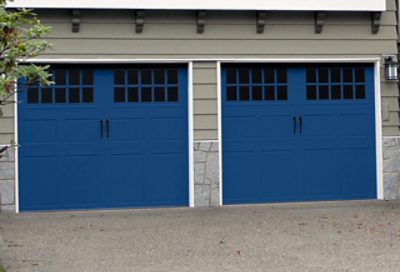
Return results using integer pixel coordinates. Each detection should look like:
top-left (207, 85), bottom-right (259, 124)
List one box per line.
top-left (0, 0), bottom-right (399, 211)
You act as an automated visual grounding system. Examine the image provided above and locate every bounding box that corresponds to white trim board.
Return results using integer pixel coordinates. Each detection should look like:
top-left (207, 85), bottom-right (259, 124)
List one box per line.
top-left (188, 62), bottom-right (195, 208)
top-left (7, 0), bottom-right (386, 11)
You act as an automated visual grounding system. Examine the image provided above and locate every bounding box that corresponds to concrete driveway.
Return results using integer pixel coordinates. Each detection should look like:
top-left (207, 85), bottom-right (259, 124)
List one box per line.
top-left (1, 200), bottom-right (400, 272)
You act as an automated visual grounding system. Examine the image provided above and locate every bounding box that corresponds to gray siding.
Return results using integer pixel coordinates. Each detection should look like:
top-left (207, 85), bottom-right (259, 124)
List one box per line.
top-left (0, 0), bottom-right (398, 143)
top-left (0, 102), bottom-right (14, 145)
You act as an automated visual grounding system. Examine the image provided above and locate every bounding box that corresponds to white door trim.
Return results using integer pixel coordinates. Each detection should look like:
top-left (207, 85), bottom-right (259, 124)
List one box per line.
top-left (15, 60), bottom-right (194, 212)
top-left (217, 58), bottom-right (383, 205)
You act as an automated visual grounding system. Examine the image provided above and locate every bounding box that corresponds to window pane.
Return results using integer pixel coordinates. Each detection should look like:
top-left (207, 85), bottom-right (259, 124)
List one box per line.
top-left (167, 87), bottom-right (178, 102)
top-left (82, 88), bottom-right (94, 103)
top-left (331, 69), bottom-right (341, 83)
top-left (128, 87), bottom-right (139, 102)
top-left (355, 85), bottom-right (366, 99)
top-left (239, 86), bottom-right (250, 101)
top-left (264, 86), bottom-right (275, 100)
top-left (319, 85), bottom-right (329, 100)
top-left (331, 85), bottom-right (341, 100)
top-left (277, 86), bottom-right (288, 100)
top-left (55, 70), bottom-right (66, 85)
top-left (264, 69), bottom-right (274, 83)
top-left (154, 87), bottom-right (165, 102)
top-left (252, 86), bottom-right (262, 100)
top-left (41, 87), bottom-right (53, 103)
top-left (306, 85), bottom-right (317, 100)
top-left (226, 69), bottom-right (237, 84)
top-left (69, 70), bottom-right (80, 85)
top-left (277, 68), bottom-right (287, 83)
top-left (239, 68), bottom-right (250, 84)
top-left (82, 70), bottom-right (93, 85)
top-left (306, 69), bottom-right (316, 83)
top-left (343, 69), bottom-right (353, 83)
top-left (69, 88), bottom-right (80, 103)
top-left (318, 69), bottom-right (329, 83)
top-left (251, 69), bottom-right (262, 84)
top-left (55, 88), bottom-right (66, 103)
top-left (114, 70), bottom-right (125, 85)
top-left (141, 87), bottom-right (152, 102)
top-left (27, 88), bottom-right (39, 103)
top-left (128, 70), bottom-right (138, 85)
top-left (343, 85), bottom-right (353, 99)
top-left (227, 86), bottom-right (237, 101)
top-left (141, 70), bottom-right (152, 85)
top-left (355, 68), bottom-right (365, 83)
top-left (167, 70), bottom-right (178, 85)
top-left (154, 70), bottom-right (165, 85)
top-left (114, 87), bottom-right (125, 103)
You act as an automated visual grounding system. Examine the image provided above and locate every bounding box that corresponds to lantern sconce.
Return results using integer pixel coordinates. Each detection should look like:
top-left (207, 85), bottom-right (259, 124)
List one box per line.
top-left (384, 56), bottom-right (398, 81)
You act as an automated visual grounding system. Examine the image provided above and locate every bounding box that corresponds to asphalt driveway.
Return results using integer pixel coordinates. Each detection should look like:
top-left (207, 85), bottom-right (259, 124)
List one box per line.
top-left (1, 200), bottom-right (400, 272)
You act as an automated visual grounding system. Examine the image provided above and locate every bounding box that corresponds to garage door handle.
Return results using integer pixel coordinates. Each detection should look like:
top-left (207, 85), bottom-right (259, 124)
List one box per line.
top-left (106, 120), bottom-right (110, 138)
top-left (99, 120), bottom-right (104, 138)
top-left (293, 116), bottom-right (297, 134)
top-left (299, 117), bottom-right (302, 134)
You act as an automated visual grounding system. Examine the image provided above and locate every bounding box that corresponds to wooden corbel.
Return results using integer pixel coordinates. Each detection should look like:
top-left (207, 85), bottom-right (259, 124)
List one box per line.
top-left (314, 12), bottom-right (325, 34)
top-left (256, 11), bottom-right (267, 34)
top-left (371, 12), bottom-right (382, 34)
top-left (197, 11), bottom-right (206, 34)
top-left (135, 10), bottom-right (145, 33)
top-left (72, 10), bottom-right (80, 33)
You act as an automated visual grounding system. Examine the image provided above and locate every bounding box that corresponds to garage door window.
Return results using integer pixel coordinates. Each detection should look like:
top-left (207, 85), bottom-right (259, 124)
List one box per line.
top-left (114, 69), bottom-right (179, 103)
top-left (306, 67), bottom-right (366, 101)
top-left (26, 69), bottom-right (94, 104)
top-left (225, 67), bottom-right (288, 102)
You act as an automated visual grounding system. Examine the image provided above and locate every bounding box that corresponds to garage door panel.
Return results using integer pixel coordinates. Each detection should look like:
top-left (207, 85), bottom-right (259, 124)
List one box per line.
top-left (303, 149), bottom-right (339, 198)
top-left (261, 150), bottom-right (300, 198)
top-left (64, 154), bottom-right (101, 205)
top-left (339, 149), bottom-right (376, 197)
top-left (106, 154), bottom-right (145, 205)
top-left (109, 118), bottom-right (145, 142)
top-left (223, 151), bottom-right (260, 203)
top-left (224, 116), bottom-right (257, 139)
top-left (22, 119), bottom-right (58, 143)
top-left (150, 117), bottom-right (186, 140)
top-left (145, 154), bottom-right (187, 204)
top-left (64, 119), bottom-right (99, 143)
top-left (339, 114), bottom-right (371, 136)
top-left (261, 115), bottom-right (293, 138)
top-left (20, 156), bottom-right (60, 209)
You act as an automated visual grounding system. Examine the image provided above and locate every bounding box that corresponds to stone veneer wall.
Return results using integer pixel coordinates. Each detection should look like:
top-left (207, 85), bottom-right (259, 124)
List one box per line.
top-left (194, 141), bottom-right (220, 207)
top-left (0, 147), bottom-right (15, 212)
top-left (383, 137), bottom-right (400, 200)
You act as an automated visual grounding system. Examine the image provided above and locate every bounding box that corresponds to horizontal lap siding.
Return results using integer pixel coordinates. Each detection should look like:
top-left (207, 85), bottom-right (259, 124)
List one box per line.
top-left (0, 0), bottom-right (398, 143)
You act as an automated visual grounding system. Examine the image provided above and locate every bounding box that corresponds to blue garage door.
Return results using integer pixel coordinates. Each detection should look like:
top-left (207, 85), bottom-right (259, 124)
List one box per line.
top-left (19, 65), bottom-right (189, 211)
top-left (222, 64), bottom-right (376, 204)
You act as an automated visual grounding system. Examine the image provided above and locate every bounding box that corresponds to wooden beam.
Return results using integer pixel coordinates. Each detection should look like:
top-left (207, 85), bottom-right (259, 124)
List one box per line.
top-left (135, 10), bottom-right (144, 33)
top-left (71, 10), bottom-right (80, 33)
top-left (314, 12), bottom-right (325, 34)
top-left (256, 11), bottom-right (267, 34)
top-left (197, 11), bottom-right (206, 34)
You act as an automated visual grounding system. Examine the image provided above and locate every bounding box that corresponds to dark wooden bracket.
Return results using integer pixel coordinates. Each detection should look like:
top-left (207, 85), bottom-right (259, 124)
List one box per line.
top-left (135, 10), bottom-right (145, 33)
top-left (197, 11), bottom-right (206, 34)
top-left (256, 11), bottom-right (267, 34)
top-left (314, 12), bottom-right (325, 34)
top-left (371, 12), bottom-right (382, 34)
top-left (72, 10), bottom-right (80, 33)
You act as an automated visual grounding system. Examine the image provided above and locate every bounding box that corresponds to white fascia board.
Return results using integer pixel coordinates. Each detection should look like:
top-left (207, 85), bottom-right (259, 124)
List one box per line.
top-left (7, 0), bottom-right (386, 11)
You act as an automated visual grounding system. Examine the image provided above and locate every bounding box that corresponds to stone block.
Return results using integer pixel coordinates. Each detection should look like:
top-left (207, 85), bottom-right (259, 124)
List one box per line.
top-left (210, 187), bottom-right (220, 207)
top-left (198, 142), bottom-right (211, 152)
top-left (194, 162), bottom-right (205, 185)
top-left (205, 152), bottom-right (219, 185)
top-left (383, 146), bottom-right (400, 160)
top-left (383, 173), bottom-right (400, 200)
top-left (383, 158), bottom-right (400, 172)
top-left (209, 142), bottom-right (219, 152)
top-left (0, 162), bottom-right (14, 180)
top-left (193, 142), bottom-right (200, 151)
top-left (0, 180), bottom-right (14, 205)
top-left (0, 148), bottom-right (14, 162)
top-left (1, 204), bottom-right (16, 213)
top-left (194, 184), bottom-right (210, 207)
top-left (194, 150), bottom-right (206, 163)
top-left (383, 138), bottom-right (397, 148)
